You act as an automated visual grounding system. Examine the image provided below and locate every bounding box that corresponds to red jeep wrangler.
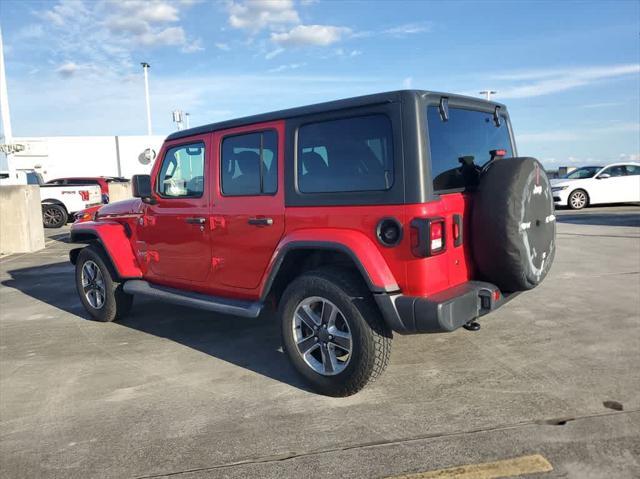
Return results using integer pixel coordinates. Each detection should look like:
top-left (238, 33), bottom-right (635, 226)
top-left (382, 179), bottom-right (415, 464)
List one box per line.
top-left (70, 91), bottom-right (556, 396)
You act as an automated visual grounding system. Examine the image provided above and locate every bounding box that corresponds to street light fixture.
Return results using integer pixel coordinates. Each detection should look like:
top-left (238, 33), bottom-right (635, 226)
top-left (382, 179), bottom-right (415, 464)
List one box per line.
top-left (479, 90), bottom-right (497, 101)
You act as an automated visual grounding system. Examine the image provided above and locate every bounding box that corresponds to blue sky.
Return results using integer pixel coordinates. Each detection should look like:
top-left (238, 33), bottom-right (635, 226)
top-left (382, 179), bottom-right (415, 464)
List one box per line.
top-left (1, 0), bottom-right (639, 168)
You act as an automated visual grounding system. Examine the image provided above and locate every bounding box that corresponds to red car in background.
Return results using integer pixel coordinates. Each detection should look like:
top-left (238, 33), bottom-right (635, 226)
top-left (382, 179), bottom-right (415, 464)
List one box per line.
top-left (45, 176), bottom-right (129, 204)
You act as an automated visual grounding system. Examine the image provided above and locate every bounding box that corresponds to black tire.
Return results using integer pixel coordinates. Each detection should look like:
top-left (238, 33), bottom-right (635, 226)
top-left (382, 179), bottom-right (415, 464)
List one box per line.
top-left (75, 245), bottom-right (133, 322)
top-left (568, 189), bottom-right (589, 210)
top-left (42, 203), bottom-right (68, 228)
top-left (471, 157), bottom-right (556, 292)
top-left (280, 267), bottom-right (392, 397)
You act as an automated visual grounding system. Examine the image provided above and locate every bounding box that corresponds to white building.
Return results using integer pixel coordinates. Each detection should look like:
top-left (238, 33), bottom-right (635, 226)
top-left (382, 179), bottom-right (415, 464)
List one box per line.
top-left (8, 135), bottom-right (166, 181)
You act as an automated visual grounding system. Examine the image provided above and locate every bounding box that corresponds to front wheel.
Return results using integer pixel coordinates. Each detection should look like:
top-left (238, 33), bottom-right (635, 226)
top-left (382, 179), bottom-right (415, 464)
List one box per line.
top-left (75, 245), bottom-right (133, 322)
top-left (568, 189), bottom-right (588, 210)
top-left (280, 267), bottom-right (392, 397)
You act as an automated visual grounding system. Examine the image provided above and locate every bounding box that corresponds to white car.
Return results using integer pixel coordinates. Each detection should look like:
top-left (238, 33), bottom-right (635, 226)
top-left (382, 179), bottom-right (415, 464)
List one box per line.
top-left (551, 162), bottom-right (640, 209)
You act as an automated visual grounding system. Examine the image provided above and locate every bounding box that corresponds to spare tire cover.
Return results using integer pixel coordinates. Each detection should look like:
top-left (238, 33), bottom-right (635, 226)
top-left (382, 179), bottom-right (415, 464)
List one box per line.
top-left (471, 157), bottom-right (556, 292)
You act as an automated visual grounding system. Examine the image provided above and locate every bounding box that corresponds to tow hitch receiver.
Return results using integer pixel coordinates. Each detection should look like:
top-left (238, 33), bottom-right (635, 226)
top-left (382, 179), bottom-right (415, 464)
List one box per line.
top-left (463, 320), bottom-right (481, 331)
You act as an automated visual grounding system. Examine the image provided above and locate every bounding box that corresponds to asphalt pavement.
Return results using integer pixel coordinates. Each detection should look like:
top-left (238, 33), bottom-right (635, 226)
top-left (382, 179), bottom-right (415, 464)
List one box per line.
top-left (1, 206), bottom-right (639, 479)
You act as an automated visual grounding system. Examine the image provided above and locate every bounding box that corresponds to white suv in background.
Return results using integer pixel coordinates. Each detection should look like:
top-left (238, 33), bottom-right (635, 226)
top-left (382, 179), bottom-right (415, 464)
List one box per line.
top-left (551, 163), bottom-right (640, 209)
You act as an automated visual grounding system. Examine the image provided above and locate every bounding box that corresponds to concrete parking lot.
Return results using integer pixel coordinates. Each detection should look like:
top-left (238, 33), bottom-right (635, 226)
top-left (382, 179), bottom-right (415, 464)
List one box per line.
top-left (1, 206), bottom-right (639, 479)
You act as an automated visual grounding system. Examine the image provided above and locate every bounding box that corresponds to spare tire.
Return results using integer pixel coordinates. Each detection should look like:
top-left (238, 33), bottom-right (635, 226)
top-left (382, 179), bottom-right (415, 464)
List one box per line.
top-left (471, 157), bottom-right (556, 292)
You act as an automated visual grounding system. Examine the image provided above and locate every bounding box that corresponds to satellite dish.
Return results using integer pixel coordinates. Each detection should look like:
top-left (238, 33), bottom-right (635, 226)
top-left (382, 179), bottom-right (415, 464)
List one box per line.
top-left (139, 148), bottom-right (156, 165)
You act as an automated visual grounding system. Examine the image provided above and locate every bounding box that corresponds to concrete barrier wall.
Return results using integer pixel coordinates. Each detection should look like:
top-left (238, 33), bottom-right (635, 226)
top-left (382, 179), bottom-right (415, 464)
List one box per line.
top-left (0, 186), bottom-right (45, 255)
top-left (108, 182), bottom-right (132, 203)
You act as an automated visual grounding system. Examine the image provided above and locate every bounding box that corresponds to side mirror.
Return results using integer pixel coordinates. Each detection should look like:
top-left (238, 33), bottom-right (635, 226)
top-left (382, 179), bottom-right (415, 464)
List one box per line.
top-left (597, 173), bottom-right (610, 179)
top-left (132, 174), bottom-right (156, 203)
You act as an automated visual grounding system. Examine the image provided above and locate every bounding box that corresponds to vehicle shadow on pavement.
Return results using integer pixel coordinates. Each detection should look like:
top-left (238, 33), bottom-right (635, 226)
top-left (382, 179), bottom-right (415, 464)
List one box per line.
top-left (2, 261), bottom-right (312, 393)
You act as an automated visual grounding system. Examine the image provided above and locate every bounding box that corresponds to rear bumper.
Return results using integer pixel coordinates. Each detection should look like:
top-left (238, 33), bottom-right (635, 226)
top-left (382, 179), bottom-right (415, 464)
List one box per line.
top-left (374, 281), bottom-right (518, 334)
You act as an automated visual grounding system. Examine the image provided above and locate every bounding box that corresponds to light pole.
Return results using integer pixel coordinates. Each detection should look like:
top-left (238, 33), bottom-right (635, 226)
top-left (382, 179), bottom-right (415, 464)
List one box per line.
top-left (479, 90), bottom-right (497, 101)
top-left (141, 62), bottom-right (152, 135)
top-left (0, 25), bottom-right (16, 182)
top-left (140, 62), bottom-right (155, 165)
top-left (185, 112), bottom-right (190, 129)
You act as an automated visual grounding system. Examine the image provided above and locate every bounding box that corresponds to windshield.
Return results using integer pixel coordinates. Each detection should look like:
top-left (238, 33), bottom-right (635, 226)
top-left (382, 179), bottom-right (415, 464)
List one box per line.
top-left (427, 106), bottom-right (513, 192)
top-left (562, 167), bottom-right (601, 179)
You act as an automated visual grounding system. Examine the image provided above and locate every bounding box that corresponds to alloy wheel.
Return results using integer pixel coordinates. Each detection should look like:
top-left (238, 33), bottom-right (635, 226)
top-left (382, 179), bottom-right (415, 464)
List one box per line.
top-left (292, 296), bottom-right (352, 376)
top-left (570, 191), bottom-right (587, 209)
top-left (43, 207), bottom-right (63, 226)
top-left (81, 260), bottom-right (106, 309)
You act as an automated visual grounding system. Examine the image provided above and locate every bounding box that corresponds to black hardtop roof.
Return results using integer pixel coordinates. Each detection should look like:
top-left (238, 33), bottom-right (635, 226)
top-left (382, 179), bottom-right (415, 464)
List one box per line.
top-left (166, 89), bottom-right (507, 141)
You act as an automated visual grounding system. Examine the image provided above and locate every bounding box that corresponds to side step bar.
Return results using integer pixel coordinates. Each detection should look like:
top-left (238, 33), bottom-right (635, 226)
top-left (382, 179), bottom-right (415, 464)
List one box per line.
top-left (123, 280), bottom-right (263, 318)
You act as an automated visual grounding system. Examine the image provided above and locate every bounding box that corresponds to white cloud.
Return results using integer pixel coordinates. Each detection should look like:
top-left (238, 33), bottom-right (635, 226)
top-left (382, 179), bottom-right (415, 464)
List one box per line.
top-left (268, 62), bottom-right (306, 73)
top-left (271, 25), bottom-right (351, 46)
top-left (581, 102), bottom-right (624, 109)
top-left (384, 22), bottom-right (431, 36)
top-left (402, 76), bottom-right (413, 88)
top-left (518, 123), bottom-right (640, 143)
top-left (215, 42), bottom-right (231, 51)
top-left (56, 62), bottom-right (81, 78)
top-left (227, 0), bottom-right (300, 32)
top-left (619, 153), bottom-right (640, 162)
top-left (494, 64), bottom-right (640, 99)
top-left (114, 0), bottom-right (180, 23)
top-left (265, 47), bottom-right (284, 59)
top-left (31, 0), bottom-right (202, 77)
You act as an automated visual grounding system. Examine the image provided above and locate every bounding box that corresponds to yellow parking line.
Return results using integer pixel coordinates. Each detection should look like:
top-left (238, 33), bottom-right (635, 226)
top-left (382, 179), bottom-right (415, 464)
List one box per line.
top-left (386, 454), bottom-right (553, 479)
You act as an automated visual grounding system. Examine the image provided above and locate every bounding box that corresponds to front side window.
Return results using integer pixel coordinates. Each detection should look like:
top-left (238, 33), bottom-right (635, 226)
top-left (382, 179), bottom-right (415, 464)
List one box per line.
top-left (427, 106), bottom-right (513, 192)
top-left (297, 114), bottom-right (394, 193)
top-left (221, 131), bottom-right (277, 196)
top-left (157, 143), bottom-right (205, 198)
top-left (600, 165), bottom-right (628, 177)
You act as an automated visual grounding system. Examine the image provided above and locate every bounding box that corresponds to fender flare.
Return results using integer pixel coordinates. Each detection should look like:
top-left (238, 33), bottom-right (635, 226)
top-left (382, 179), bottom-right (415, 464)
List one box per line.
top-left (41, 199), bottom-right (67, 210)
top-left (260, 229), bottom-right (400, 299)
top-left (69, 222), bottom-right (142, 279)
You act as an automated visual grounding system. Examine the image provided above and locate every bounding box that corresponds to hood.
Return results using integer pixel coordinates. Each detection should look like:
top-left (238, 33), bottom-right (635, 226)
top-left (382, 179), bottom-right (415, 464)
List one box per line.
top-left (97, 198), bottom-right (143, 218)
top-left (550, 178), bottom-right (586, 187)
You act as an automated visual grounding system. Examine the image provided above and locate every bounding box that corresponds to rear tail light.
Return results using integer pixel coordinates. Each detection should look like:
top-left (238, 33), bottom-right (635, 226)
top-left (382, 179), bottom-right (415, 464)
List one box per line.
top-left (79, 190), bottom-right (90, 201)
top-left (410, 217), bottom-right (446, 257)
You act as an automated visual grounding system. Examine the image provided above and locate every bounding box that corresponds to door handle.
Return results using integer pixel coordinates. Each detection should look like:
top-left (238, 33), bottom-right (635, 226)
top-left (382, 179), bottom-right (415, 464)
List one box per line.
top-left (248, 217), bottom-right (273, 226)
top-left (185, 217), bottom-right (206, 225)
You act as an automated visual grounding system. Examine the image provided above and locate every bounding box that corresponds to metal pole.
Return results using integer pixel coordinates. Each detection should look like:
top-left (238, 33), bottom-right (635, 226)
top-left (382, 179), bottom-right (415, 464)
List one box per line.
top-left (141, 62), bottom-right (154, 166)
top-left (0, 25), bottom-right (16, 182)
top-left (141, 62), bottom-right (152, 135)
top-left (185, 112), bottom-right (190, 129)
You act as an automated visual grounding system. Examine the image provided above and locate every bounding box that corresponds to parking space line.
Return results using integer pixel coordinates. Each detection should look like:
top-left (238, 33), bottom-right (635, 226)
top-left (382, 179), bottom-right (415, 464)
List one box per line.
top-left (386, 454), bottom-right (553, 479)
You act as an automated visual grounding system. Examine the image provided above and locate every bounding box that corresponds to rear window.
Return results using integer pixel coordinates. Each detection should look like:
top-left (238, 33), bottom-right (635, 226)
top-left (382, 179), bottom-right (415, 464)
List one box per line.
top-left (427, 106), bottom-right (513, 192)
top-left (297, 114), bottom-right (393, 193)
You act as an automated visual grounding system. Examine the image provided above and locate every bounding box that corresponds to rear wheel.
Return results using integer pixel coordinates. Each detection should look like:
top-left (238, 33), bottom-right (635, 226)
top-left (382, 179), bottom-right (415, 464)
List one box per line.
top-left (280, 267), bottom-right (392, 397)
top-left (42, 203), bottom-right (68, 228)
top-left (75, 245), bottom-right (133, 322)
top-left (568, 189), bottom-right (588, 210)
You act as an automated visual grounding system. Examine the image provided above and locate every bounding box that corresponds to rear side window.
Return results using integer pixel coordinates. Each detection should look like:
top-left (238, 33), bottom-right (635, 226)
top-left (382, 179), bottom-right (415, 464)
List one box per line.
top-left (297, 114), bottom-right (393, 193)
top-left (221, 131), bottom-right (277, 196)
top-left (427, 106), bottom-right (513, 192)
top-left (157, 143), bottom-right (205, 198)
top-left (625, 165), bottom-right (640, 175)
